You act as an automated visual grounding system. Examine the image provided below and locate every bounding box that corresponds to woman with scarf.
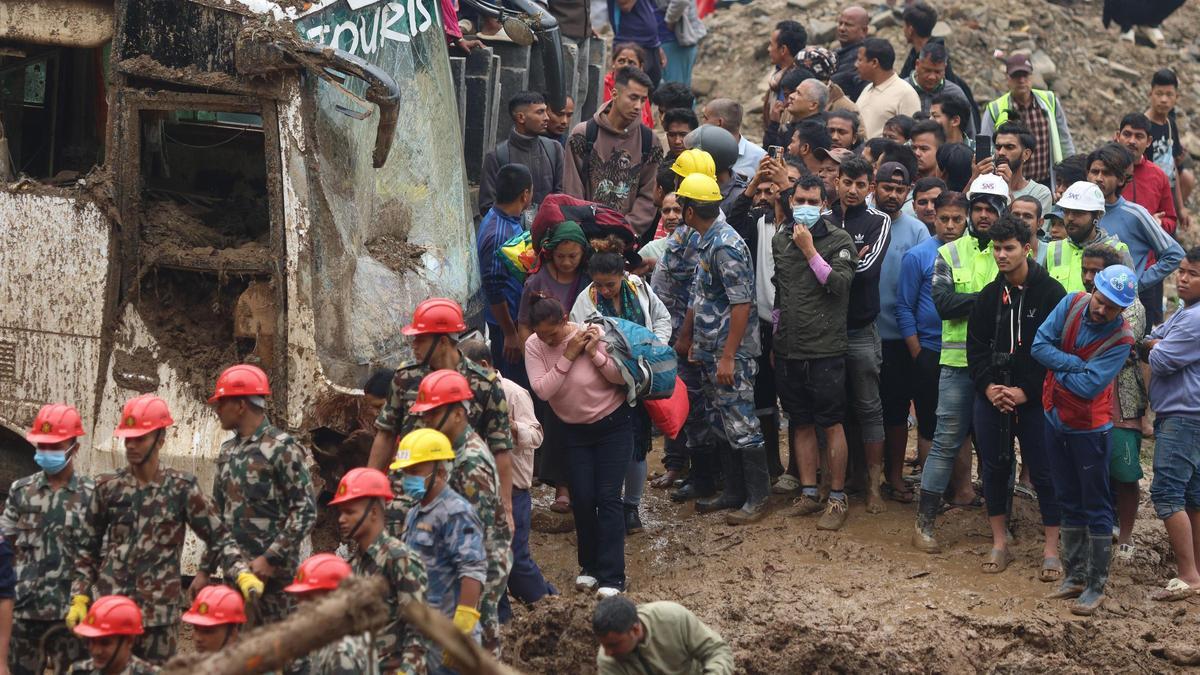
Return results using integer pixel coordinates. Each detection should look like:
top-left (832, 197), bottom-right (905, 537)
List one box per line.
top-left (519, 221), bottom-right (591, 513)
top-left (569, 238), bottom-right (672, 534)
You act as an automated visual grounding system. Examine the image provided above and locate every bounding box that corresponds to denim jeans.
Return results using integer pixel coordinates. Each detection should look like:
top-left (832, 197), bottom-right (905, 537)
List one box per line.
top-left (499, 488), bottom-right (555, 622)
top-left (973, 396), bottom-right (1059, 525)
top-left (846, 325), bottom-right (884, 444)
top-left (486, 321), bottom-right (529, 389)
top-left (566, 406), bottom-right (634, 589)
top-left (919, 366), bottom-right (975, 495)
top-left (1150, 416), bottom-right (1200, 519)
top-left (1046, 426), bottom-right (1113, 535)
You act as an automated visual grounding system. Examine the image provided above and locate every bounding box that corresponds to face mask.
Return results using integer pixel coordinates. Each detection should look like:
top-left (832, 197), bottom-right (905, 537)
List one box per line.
top-left (792, 205), bottom-right (822, 228)
top-left (402, 474), bottom-right (429, 500)
top-left (34, 447), bottom-right (71, 475)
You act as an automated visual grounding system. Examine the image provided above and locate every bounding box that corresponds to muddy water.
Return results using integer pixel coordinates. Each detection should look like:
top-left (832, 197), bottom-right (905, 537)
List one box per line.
top-left (509, 443), bottom-right (1200, 673)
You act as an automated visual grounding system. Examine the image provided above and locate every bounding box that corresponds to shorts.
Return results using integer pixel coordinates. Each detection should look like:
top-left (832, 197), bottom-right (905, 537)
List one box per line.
top-left (775, 356), bottom-right (846, 428)
top-left (1108, 427), bottom-right (1144, 483)
top-left (1150, 416), bottom-right (1200, 519)
top-left (880, 340), bottom-right (915, 427)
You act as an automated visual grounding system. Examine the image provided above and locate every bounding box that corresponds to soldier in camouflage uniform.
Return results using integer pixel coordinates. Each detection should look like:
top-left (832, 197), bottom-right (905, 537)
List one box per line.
top-left (193, 364), bottom-right (316, 627)
top-left (331, 468), bottom-right (430, 674)
top-left (673, 173), bottom-right (771, 525)
top-left (393, 429), bottom-right (488, 673)
top-left (369, 299), bottom-right (515, 534)
top-left (406, 371), bottom-right (512, 655)
top-left (284, 552), bottom-right (376, 674)
top-left (70, 395), bottom-right (263, 665)
top-left (67, 595), bottom-right (160, 675)
top-left (650, 218), bottom-right (722, 501)
top-left (1, 404), bottom-right (93, 673)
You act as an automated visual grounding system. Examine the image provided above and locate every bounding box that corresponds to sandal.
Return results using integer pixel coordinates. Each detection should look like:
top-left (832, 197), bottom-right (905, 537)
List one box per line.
top-left (1039, 556), bottom-right (1063, 583)
top-left (550, 496), bottom-right (571, 513)
top-left (981, 548), bottom-right (1014, 574)
top-left (1151, 577), bottom-right (1200, 602)
top-left (940, 495), bottom-right (984, 513)
top-left (882, 483), bottom-right (914, 504)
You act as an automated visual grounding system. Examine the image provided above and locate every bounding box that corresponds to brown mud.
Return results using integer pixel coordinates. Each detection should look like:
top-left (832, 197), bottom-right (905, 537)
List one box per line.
top-left (366, 234), bottom-right (426, 275)
top-left (506, 442), bottom-right (1200, 673)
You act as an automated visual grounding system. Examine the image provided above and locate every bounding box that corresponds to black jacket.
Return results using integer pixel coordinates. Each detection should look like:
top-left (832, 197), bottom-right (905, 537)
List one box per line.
top-left (833, 201), bottom-right (891, 330)
top-left (831, 41), bottom-right (867, 102)
top-left (966, 260), bottom-right (1067, 401)
top-left (899, 37), bottom-right (981, 134)
top-left (727, 191), bottom-right (773, 269)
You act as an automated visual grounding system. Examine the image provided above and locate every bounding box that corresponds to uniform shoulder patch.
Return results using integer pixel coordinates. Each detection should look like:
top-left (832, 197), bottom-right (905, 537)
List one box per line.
top-left (839, 249), bottom-right (852, 260)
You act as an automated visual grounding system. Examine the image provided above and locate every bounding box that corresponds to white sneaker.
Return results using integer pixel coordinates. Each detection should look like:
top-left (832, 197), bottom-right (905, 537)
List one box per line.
top-left (1120, 28), bottom-right (1135, 42)
top-left (596, 586), bottom-right (621, 598)
top-left (1149, 26), bottom-right (1165, 43)
top-left (1116, 543), bottom-right (1136, 561)
top-left (771, 474), bottom-right (801, 495)
top-left (575, 575), bottom-right (598, 591)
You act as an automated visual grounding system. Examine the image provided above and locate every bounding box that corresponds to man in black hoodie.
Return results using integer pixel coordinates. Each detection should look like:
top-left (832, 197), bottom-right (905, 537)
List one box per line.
top-left (966, 214), bottom-right (1066, 577)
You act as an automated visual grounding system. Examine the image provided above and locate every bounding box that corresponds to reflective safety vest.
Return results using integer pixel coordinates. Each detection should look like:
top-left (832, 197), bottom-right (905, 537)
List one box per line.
top-left (1044, 234), bottom-right (1130, 293)
top-left (937, 235), bottom-right (998, 368)
top-left (1041, 293), bottom-right (1135, 430)
top-left (985, 89), bottom-right (1065, 166)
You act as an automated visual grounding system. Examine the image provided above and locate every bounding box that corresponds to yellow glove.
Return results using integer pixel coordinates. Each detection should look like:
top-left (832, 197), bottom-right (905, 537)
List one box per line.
top-left (65, 595), bottom-right (89, 628)
top-left (452, 605), bottom-right (480, 634)
top-left (236, 570), bottom-right (265, 601)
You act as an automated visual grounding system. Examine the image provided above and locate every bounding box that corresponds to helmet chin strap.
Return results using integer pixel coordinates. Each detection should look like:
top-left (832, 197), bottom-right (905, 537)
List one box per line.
top-left (346, 498), bottom-right (381, 543)
top-left (134, 430), bottom-right (162, 467)
top-left (96, 636), bottom-right (125, 672)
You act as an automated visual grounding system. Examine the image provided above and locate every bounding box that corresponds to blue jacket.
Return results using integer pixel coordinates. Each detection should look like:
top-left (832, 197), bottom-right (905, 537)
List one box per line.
top-left (609, 0), bottom-right (662, 49)
top-left (878, 213), bottom-right (930, 341)
top-left (1149, 301), bottom-right (1200, 419)
top-left (896, 235), bottom-right (945, 351)
top-left (476, 207), bottom-right (526, 326)
top-left (1032, 294), bottom-right (1131, 433)
top-left (1099, 196), bottom-right (1184, 289)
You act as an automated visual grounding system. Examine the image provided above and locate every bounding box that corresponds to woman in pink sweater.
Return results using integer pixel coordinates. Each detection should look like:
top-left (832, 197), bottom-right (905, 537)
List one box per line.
top-left (524, 294), bottom-right (633, 597)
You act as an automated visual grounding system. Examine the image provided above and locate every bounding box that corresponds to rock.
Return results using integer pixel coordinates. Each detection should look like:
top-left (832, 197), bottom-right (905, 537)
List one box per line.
top-left (870, 9), bottom-right (899, 29)
top-left (1031, 49), bottom-right (1057, 83)
top-left (931, 21), bottom-right (952, 39)
top-left (691, 75), bottom-right (719, 97)
top-left (785, 0), bottom-right (820, 9)
top-left (808, 19), bottom-right (837, 44)
top-left (1108, 61), bottom-right (1141, 82)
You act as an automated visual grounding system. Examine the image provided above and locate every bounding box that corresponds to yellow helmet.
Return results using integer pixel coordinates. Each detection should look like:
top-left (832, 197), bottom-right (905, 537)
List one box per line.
top-left (390, 429), bottom-right (455, 470)
top-left (674, 172), bottom-right (723, 202)
top-left (670, 148), bottom-right (716, 180)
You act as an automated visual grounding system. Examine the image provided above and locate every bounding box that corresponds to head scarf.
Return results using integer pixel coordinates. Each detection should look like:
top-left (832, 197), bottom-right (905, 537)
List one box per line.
top-left (542, 221), bottom-right (589, 252)
top-left (798, 47), bottom-right (836, 83)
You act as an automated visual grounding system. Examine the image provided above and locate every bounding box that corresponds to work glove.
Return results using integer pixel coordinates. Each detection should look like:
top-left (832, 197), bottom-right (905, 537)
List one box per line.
top-left (236, 570), bottom-right (265, 601)
top-left (65, 595), bottom-right (89, 628)
top-left (452, 605), bottom-right (480, 634)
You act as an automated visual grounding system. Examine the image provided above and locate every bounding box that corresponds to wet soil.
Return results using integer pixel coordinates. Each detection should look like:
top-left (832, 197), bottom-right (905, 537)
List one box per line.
top-left (507, 439), bottom-right (1200, 673)
top-left (365, 234), bottom-right (426, 275)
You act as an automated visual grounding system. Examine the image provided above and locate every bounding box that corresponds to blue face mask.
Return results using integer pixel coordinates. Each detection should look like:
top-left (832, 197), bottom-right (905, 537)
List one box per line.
top-left (792, 204), bottom-right (822, 228)
top-left (34, 447), bottom-right (72, 475)
top-left (402, 474), bottom-right (429, 500)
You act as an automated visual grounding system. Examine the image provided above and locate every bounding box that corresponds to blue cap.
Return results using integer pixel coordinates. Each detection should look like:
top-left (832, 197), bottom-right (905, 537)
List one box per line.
top-left (1094, 265), bottom-right (1138, 308)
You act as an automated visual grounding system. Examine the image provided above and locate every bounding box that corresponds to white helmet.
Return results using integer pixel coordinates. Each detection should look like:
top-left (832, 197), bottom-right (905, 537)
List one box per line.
top-left (967, 173), bottom-right (1010, 204)
top-left (1056, 180), bottom-right (1106, 213)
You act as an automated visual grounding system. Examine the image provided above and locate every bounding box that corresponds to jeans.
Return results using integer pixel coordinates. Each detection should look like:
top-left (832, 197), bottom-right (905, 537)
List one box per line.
top-left (566, 405), bottom-right (634, 588)
top-left (919, 366), bottom-right (975, 495)
top-left (846, 325), bottom-right (885, 444)
top-left (1046, 426), bottom-right (1113, 535)
top-left (500, 488), bottom-right (555, 622)
top-left (973, 396), bottom-right (1059, 526)
top-left (1150, 416), bottom-right (1200, 519)
top-left (661, 40), bottom-right (698, 85)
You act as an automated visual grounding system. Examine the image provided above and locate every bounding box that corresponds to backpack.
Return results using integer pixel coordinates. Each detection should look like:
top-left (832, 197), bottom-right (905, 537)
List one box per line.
top-left (497, 229), bottom-right (536, 282)
top-left (586, 315), bottom-right (678, 401)
top-left (531, 193), bottom-right (642, 267)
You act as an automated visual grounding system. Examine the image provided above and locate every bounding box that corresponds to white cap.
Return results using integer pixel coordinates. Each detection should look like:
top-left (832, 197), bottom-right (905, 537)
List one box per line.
top-left (967, 173), bottom-right (1010, 204)
top-left (1055, 180), bottom-right (1106, 213)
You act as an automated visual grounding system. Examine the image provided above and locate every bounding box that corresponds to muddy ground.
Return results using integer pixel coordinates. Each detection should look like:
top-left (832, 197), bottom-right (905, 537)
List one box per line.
top-left (506, 439), bottom-right (1200, 674)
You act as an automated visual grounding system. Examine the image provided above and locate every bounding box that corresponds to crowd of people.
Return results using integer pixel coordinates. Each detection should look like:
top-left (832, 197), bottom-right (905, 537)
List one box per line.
top-left (2, 1), bottom-right (1200, 674)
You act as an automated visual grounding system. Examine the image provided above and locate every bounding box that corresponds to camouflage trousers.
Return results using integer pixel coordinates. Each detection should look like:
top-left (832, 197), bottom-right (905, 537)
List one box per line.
top-left (11, 618), bottom-right (85, 675)
top-left (134, 624), bottom-right (178, 664)
top-left (481, 548), bottom-right (513, 655)
top-left (697, 358), bottom-right (763, 451)
top-left (679, 360), bottom-right (716, 450)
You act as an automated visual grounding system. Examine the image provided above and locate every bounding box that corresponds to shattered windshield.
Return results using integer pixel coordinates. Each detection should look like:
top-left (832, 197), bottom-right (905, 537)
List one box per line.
top-left (296, 0), bottom-right (479, 385)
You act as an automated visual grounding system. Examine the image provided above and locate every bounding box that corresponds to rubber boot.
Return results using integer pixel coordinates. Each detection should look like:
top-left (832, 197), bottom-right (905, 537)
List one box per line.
top-left (671, 447), bottom-right (716, 502)
top-left (697, 445), bottom-right (744, 513)
top-left (761, 413), bottom-right (783, 478)
top-left (911, 489), bottom-right (942, 553)
top-left (1046, 527), bottom-right (1088, 599)
top-left (623, 503), bottom-right (643, 535)
top-left (1070, 534), bottom-right (1112, 616)
top-left (727, 446), bottom-right (770, 525)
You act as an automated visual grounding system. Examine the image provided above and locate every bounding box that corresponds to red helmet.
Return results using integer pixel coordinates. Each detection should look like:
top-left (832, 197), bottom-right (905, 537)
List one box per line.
top-left (73, 595), bottom-right (144, 638)
top-left (182, 585), bottom-right (246, 626)
top-left (401, 298), bottom-right (467, 336)
top-left (208, 364), bottom-right (271, 404)
top-left (113, 395), bottom-right (174, 438)
top-left (328, 467), bottom-right (394, 505)
top-left (27, 403), bottom-right (85, 444)
top-left (284, 553), bottom-right (353, 594)
top-left (409, 369), bottom-right (474, 413)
